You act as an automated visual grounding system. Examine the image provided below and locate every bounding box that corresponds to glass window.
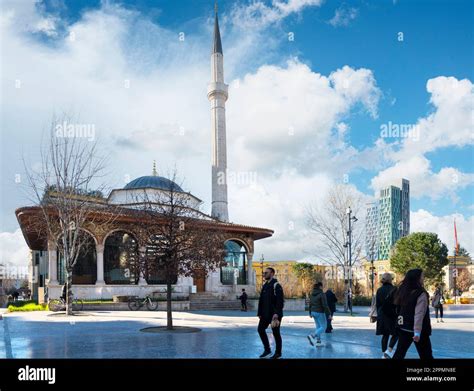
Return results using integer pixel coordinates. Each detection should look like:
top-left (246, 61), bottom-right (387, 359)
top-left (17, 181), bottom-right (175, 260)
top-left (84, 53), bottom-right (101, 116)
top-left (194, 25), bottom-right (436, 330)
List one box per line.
top-left (221, 240), bottom-right (247, 285)
top-left (57, 232), bottom-right (96, 285)
top-left (104, 231), bottom-right (139, 285)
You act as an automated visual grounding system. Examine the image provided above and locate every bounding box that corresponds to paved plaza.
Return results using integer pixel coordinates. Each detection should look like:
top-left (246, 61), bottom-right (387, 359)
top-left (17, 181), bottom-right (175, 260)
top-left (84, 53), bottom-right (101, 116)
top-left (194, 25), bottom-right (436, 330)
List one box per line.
top-left (0, 306), bottom-right (472, 359)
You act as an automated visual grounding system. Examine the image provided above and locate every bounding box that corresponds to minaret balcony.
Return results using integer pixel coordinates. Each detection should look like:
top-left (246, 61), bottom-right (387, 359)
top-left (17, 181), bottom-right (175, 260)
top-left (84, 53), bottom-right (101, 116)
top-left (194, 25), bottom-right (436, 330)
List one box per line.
top-left (207, 82), bottom-right (228, 100)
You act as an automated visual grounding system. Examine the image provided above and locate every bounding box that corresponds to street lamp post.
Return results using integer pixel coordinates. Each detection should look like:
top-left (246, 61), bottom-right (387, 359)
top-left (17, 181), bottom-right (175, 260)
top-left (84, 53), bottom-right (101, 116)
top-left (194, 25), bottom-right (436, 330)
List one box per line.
top-left (345, 207), bottom-right (358, 316)
top-left (260, 254), bottom-right (264, 285)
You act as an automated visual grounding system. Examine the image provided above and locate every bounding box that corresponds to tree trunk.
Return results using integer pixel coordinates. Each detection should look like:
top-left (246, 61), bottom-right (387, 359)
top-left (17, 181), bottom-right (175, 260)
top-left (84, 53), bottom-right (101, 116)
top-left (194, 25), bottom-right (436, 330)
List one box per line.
top-left (166, 280), bottom-right (173, 330)
top-left (66, 269), bottom-right (73, 316)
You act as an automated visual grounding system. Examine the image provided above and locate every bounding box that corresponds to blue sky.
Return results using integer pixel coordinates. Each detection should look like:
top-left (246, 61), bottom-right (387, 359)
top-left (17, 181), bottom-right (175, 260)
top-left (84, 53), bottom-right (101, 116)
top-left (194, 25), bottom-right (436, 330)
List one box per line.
top-left (0, 0), bottom-right (473, 264)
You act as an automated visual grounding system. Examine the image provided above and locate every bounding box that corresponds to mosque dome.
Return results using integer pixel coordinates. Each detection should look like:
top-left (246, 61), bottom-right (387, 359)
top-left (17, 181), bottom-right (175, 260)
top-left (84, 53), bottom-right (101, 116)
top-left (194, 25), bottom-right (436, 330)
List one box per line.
top-left (123, 161), bottom-right (184, 192)
top-left (124, 176), bottom-right (184, 192)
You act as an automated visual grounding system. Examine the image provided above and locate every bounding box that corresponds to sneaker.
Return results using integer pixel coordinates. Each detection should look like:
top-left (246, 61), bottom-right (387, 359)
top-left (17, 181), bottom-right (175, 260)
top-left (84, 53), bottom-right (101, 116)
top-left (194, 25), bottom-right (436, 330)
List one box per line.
top-left (271, 352), bottom-right (282, 359)
top-left (436, 319), bottom-right (439, 323)
top-left (383, 350), bottom-right (394, 359)
top-left (307, 335), bottom-right (315, 346)
top-left (259, 350), bottom-right (272, 358)
top-left (440, 319), bottom-right (444, 323)
top-left (315, 339), bottom-right (323, 347)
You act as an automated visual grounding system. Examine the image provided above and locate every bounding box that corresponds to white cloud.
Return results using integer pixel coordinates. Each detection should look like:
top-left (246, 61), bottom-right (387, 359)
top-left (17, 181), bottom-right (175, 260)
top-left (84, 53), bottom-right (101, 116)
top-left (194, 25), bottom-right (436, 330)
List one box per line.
top-left (371, 75), bottom-right (474, 200)
top-left (392, 76), bottom-right (473, 160)
top-left (411, 210), bottom-right (473, 256)
top-left (1, 0), bottom-right (60, 36)
top-left (371, 155), bottom-right (474, 200)
top-left (328, 5), bottom-right (358, 27)
top-left (0, 229), bottom-right (30, 268)
top-left (230, 0), bottom-right (323, 29)
top-left (228, 60), bottom-right (381, 175)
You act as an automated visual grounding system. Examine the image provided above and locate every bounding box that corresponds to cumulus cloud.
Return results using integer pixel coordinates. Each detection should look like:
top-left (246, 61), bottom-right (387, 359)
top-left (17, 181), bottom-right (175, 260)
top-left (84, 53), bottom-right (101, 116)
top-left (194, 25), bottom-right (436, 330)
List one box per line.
top-left (228, 60), bottom-right (381, 175)
top-left (0, 229), bottom-right (30, 268)
top-left (411, 210), bottom-right (473, 256)
top-left (371, 155), bottom-right (474, 200)
top-left (370, 76), bottom-right (474, 200)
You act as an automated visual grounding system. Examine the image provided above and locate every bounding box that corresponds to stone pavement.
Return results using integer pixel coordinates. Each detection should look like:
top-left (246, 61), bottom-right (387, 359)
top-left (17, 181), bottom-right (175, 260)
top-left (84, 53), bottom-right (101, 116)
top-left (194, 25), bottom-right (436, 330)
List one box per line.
top-left (0, 305), bottom-right (472, 359)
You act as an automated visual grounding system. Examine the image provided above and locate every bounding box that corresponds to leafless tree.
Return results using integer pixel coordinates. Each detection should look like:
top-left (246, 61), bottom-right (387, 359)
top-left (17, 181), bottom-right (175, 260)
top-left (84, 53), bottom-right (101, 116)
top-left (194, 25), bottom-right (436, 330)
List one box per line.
top-left (306, 184), bottom-right (365, 310)
top-left (23, 115), bottom-right (114, 315)
top-left (132, 170), bottom-right (226, 329)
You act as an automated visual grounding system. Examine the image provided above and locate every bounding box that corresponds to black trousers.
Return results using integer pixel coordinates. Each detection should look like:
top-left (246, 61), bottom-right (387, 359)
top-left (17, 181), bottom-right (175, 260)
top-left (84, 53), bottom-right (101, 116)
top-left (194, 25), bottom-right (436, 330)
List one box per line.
top-left (258, 317), bottom-right (282, 354)
top-left (381, 333), bottom-right (398, 352)
top-left (326, 311), bottom-right (334, 332)
top-left (393, 329), bottom-right (433, 359)
top-left (241, 301), bottom-right (247, 311)
top-left (435, 305), bottom-right (443, 319)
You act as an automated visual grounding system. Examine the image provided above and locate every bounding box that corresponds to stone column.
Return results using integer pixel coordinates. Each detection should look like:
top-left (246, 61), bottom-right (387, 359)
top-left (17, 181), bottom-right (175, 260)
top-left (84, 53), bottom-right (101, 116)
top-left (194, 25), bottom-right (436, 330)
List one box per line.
top-left (95, 244), bottom-right (105, 285)
top-left (247, 252), bottom-right (254, 286)
top-left (47, 240), bottom-right (59, 285)
top-left (138, 246), bottom-right (148, 286)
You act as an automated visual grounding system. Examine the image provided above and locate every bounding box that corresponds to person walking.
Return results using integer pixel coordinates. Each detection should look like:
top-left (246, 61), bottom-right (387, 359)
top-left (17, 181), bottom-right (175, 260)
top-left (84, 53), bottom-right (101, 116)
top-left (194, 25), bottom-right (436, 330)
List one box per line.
top-left (375, 273), bottom-right (398, 358)
top-left (239, 288), bottom-right (248, 312)
top-left (393, 269), bottom-right (433, 359)
top-left (431, 285), bottom-right (445, 323)
top-left (307, 282), bottom-right (332, 347)
top-left (257, 267), bottom-right (284, 359)
top-left (325, 288), bottom-right (338, 333)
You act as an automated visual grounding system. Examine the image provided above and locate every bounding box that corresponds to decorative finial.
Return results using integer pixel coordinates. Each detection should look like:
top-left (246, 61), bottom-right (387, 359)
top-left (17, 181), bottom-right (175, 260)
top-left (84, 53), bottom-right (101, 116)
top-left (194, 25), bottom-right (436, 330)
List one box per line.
top-left (215, 1), bottom-right (218, 14)
top-left (152, 160), bottom-right (157, 176)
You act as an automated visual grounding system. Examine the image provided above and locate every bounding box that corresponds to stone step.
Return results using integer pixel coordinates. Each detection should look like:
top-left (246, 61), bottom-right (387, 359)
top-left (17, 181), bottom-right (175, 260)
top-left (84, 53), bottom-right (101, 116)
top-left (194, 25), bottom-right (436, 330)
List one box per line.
top-left (189, 301), bottom-right (245, 310)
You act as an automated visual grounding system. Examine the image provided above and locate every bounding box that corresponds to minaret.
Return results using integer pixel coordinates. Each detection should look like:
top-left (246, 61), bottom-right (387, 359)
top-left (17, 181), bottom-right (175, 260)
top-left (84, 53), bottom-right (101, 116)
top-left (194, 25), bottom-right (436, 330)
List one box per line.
top-left (208, 3), bottom-right (229, 222)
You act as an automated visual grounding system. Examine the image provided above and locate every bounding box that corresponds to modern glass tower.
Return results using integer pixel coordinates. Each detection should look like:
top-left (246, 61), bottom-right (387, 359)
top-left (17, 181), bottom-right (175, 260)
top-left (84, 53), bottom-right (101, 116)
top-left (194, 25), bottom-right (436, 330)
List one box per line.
top-left (365, 179), bottom-right (410, 260)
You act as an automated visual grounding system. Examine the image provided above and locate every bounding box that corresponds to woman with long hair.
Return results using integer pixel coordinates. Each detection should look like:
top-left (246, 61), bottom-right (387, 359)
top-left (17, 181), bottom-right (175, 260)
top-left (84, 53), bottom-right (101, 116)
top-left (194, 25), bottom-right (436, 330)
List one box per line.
top-left (375, 273), bottom-right (398, 358)
top-left (392, 269), bottom-right (433, 359)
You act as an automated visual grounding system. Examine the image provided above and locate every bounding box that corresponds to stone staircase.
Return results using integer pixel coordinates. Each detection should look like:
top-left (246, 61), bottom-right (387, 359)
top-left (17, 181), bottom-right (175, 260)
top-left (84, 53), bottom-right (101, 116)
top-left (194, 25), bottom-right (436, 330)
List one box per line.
top-left (189, 292), bottom-right (244, 311)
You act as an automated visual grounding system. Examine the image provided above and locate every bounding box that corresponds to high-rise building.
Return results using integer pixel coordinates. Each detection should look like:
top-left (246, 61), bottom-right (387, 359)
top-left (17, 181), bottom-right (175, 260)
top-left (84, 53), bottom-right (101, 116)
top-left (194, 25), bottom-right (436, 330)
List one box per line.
top-left (366, 179), bottom-right (410, 260)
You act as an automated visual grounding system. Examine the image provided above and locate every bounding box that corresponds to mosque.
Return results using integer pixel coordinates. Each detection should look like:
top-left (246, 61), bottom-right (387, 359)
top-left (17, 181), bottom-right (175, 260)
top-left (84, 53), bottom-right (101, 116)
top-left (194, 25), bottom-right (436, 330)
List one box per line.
top-left (16, 8), bottom-right (273, 302)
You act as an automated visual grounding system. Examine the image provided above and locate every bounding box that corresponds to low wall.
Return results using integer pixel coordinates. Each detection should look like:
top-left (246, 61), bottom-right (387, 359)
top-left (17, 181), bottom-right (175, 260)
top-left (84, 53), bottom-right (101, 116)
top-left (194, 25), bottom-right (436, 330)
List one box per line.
top-left (80, 301), bottom-right (190, 311)
top-left (48, 284), bottom-right (190, 300)
top-left (248, 298), bottom-right (305, 311)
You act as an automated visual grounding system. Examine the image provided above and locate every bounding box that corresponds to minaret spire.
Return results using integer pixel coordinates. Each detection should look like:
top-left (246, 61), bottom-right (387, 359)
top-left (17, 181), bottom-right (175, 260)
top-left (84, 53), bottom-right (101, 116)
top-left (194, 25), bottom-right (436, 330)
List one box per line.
top-left (212, 2), bottom-right (223, 55)
top-left (208, 3), bottom-right (229, 221)
top-left (152, 160), bottom-right (157, 176)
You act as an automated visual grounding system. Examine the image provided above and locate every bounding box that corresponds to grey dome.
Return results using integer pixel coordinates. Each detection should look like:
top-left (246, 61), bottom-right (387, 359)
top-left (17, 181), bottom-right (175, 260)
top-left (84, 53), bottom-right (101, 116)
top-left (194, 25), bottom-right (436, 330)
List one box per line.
top-left (124, 176), bottom-right (184, 192)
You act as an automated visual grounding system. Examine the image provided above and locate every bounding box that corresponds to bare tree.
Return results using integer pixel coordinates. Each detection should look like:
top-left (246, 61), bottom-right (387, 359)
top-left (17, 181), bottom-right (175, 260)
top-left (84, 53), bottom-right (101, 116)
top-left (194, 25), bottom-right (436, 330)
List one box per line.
top-left (306, 184), bottom-right (365, 310)
top-left (132, 170), bottom-right (226, 330)
top-left (24, 115), bottom-right (113, 315)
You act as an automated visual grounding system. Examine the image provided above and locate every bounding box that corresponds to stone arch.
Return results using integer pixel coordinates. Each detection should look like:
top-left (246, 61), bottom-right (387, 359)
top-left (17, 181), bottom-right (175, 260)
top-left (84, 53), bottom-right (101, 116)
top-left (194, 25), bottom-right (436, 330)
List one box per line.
top-left (56, 229), bottom-right (97, 285)
top-left (103, 230), bottom-right (139, 285)
top-left (221, 238), bottom-right (249, 285)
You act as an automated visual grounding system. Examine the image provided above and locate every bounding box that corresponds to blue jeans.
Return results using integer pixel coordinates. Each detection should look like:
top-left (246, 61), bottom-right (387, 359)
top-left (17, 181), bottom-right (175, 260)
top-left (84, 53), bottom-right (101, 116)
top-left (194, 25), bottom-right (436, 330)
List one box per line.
top-left (311, 312), bottom-right (327, 340)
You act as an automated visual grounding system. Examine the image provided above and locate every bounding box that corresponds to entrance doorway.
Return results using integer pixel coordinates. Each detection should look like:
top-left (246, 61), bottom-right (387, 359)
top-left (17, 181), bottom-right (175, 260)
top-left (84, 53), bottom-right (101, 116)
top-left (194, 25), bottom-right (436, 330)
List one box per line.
top-left (194, 270), bottom-right (206, 292)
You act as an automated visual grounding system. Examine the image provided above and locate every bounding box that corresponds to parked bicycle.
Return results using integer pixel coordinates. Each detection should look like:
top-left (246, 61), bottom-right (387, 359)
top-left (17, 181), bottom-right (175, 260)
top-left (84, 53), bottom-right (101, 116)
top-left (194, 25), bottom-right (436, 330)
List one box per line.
top-left (128, 295), bottom-right (158, 311)
top-left (48, 297), bottom-right (84, 312)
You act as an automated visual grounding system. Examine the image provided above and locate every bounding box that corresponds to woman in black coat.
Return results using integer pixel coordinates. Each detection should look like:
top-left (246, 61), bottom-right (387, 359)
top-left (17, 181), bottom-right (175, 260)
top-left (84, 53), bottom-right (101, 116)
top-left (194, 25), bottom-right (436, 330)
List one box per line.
top-left (376, 273), bottom-right (398, 358)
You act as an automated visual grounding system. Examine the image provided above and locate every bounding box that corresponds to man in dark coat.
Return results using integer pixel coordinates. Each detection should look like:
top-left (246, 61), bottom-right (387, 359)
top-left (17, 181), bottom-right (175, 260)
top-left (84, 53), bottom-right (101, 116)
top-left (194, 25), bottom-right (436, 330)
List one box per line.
top-left (376, 273), bottom-right (398, 358)
top-left (239, 289), bottom-right (248, 311)
top-left (325, 288), bottom-right (338, 333)
top-left (257, 267), bottom-right (284, 359)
